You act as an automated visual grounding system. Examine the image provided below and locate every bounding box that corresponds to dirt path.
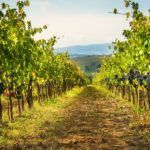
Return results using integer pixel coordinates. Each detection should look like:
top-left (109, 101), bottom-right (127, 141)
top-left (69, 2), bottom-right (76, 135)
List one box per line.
top-left (3, 86), bottom-right (150, 149)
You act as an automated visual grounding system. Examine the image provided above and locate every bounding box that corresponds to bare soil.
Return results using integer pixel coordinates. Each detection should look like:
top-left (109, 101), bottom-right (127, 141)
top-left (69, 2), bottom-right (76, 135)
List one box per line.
top-left (1, 86), bottom-right (150, 150)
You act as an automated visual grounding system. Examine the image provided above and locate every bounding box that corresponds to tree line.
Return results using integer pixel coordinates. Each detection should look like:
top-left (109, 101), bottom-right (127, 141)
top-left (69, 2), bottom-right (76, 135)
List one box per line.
top-left (94, 0), bottom-right (150, 111)
top-left (0, 0), bottom-right (86, 124)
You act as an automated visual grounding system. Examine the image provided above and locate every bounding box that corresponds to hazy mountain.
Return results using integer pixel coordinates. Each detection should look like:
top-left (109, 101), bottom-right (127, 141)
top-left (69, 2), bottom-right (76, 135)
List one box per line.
top-left (55, 43), bottom-right (112, 57)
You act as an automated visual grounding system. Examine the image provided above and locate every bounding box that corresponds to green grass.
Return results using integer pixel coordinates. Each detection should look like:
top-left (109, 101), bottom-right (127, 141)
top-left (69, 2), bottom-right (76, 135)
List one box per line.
top-left (1, 85), bottom-right (149, 147)
top-left (0, 87), bottom-right (84, 147)
top-left (94, 85), bottom-right (150, 118)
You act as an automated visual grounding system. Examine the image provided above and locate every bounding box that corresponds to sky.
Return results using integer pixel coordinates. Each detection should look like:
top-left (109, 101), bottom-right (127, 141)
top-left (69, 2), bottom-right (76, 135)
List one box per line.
top-left (2, 0), bottom-right (150, 47)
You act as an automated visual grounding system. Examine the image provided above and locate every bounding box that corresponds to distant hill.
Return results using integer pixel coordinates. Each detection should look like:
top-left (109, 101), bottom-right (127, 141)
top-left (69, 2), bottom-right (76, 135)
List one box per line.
top-left (55, 43), bottom-right (112, 57)
top-left (73, 55), bottom-right (101, 74)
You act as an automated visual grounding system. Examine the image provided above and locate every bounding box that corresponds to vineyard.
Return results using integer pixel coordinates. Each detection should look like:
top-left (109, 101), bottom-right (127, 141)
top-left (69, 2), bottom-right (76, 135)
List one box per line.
top-left (0, 1), bottom-right (86, 124)
top-left (94, 1), bottom-right (150, 112)
top-left (0, 0), bottom-right (150, 149)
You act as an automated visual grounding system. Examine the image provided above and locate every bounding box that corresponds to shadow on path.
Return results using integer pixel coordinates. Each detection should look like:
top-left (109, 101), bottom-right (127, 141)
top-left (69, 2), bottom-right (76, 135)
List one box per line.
top-left (8, 86), bottom-right (150, 149)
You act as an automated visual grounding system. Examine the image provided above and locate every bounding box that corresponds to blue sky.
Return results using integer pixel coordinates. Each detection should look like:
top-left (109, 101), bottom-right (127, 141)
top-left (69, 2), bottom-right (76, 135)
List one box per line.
top-left (3, 0), bottom-right (150, 47)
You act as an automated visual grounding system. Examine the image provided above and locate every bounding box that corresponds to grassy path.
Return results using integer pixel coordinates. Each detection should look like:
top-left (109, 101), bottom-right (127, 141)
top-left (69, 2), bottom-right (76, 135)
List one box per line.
top-left (0, 86), bottom-right (150, 149)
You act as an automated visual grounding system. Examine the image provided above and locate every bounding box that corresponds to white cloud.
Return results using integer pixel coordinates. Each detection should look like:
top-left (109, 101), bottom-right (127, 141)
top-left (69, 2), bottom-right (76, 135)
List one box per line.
top-left (26, 4), bottom-right (129, 47)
